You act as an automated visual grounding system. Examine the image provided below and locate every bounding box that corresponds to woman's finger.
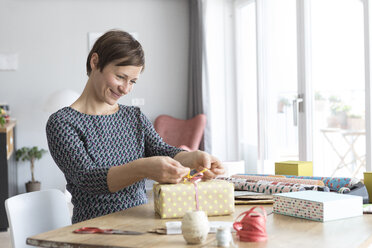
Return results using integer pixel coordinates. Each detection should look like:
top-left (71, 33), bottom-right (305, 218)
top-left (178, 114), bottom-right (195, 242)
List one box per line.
top-left (210, 155), bottom-right (221, 164)
top-left (200, 152), bottom-right (212, 170)
top-left (169, 159), bottom-right (190, 177)
top-left (201, 170), bottom-right (216, 179)
top-left (211, 167), bottom-right (225, 175)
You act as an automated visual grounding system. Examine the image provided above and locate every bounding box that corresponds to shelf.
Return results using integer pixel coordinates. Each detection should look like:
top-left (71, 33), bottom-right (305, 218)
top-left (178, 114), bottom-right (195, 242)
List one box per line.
top-left (0, 120), bottom-right (16, 133)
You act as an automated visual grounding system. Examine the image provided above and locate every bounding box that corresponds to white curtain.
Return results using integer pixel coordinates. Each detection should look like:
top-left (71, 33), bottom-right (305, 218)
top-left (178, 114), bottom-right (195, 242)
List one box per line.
top-left (202, 0), bottom-right (238, 161)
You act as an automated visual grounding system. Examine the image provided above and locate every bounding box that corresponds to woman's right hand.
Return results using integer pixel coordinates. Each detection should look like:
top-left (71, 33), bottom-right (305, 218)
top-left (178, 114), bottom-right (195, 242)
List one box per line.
top-left (141, 156), bottom-right (190, 184)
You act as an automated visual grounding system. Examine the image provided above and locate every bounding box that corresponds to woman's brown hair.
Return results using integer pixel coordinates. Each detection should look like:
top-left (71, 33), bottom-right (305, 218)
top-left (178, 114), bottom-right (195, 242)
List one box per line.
top-left (86, 30), bottom-right (145, 76)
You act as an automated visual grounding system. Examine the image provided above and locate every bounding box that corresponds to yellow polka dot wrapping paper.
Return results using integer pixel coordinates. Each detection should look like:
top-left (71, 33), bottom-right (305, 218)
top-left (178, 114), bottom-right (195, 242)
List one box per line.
top-left (153, 180), bottom-right (235, 219)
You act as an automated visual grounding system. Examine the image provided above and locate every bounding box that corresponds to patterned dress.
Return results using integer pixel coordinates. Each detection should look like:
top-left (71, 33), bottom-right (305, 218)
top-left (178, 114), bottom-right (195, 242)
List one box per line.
top-left (46, 105), bottom-right (183, 223)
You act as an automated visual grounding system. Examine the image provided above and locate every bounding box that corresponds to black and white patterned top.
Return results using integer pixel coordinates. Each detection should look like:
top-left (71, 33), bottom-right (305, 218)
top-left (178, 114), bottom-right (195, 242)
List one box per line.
top-left (46, 105), bottom-right (183, 223)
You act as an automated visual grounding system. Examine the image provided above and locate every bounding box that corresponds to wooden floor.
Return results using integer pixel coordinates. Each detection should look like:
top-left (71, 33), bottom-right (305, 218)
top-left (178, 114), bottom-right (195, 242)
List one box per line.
top-left (0, 230), bottom-right (11, 248)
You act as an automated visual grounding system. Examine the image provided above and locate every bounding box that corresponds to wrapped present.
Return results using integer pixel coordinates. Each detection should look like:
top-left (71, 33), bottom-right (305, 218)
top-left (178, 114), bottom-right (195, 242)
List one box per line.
top-left (153, 180), bottom-right (235, 219)
top-left (275, 161), bottom-right (313, 176)
top-left (273, 191), bottom-right (363, 222)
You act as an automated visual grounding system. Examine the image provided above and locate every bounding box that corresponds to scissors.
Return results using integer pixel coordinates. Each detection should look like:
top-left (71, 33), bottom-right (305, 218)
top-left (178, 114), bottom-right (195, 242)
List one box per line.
top-left (73, 227), bottom-right (144, 235)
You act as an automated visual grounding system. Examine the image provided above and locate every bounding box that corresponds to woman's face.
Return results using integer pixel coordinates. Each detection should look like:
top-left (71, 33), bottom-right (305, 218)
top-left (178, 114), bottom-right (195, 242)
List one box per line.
top-left (90, 56), bottom-right (143, 105)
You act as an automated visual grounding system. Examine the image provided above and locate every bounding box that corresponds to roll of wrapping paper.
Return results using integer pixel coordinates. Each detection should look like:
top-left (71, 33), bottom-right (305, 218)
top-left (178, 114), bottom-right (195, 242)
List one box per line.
top-left (231, 175), bottom-right (325, 186)
top-left (239, 174), bottom-right (358, 192)
top-left (217, 177), bottom-right (329, 194)
top-left (283, 176), bottom-right (358, 192)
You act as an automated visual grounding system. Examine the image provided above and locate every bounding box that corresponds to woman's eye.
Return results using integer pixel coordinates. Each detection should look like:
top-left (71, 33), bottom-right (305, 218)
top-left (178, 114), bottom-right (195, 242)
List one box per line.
top-left (117, 75), bottom-right (125, 80)
top-left (130, 80), bottom-right (137, 84)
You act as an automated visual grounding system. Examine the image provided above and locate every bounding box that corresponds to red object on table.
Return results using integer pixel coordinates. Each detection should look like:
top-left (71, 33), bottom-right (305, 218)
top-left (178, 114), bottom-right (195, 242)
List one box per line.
top-left (73, 227), bottom-right (144, 235)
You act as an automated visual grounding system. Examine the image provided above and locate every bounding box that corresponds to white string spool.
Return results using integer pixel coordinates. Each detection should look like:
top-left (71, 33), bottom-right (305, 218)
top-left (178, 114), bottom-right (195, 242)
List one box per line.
top-left (216, 226), bottom-right (232, 247)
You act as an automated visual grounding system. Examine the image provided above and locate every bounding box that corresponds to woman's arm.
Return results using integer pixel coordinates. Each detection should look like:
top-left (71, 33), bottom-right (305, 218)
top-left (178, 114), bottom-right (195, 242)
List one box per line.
top-left (139, 109), bottom-right (184, 158)
top-left (107, 156), bottom-right (189, 193)
top-left (46, 115), bottom-right (112, 194)
top-left (47, 114), bottom-right (190, 194)
top-left (107, 150), bottom-right (226, 193)
top-left (137, 109), bottom-right (225, 179)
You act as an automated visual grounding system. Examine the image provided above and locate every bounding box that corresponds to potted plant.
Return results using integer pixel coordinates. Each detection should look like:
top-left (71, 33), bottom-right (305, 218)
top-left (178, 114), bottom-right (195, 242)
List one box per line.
top-left (347, 114), bottom-right (365, 130)
top-left (277, 97), bottom-right (291, 113)
top-left (327, 96), bottom-right (351, 129)
top-left (0, 107), bottom-right (6, 127)
top-left (16, 146), bottom-right (47, 192)
top-left (314, 91), bottom-right (326, 112)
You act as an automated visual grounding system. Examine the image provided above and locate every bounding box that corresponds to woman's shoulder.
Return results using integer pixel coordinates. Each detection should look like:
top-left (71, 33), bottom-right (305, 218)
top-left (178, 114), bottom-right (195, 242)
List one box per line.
top-left (118, 104), bottom-right (141, 116)
top-left (47, 107), bottom-right (77, 127)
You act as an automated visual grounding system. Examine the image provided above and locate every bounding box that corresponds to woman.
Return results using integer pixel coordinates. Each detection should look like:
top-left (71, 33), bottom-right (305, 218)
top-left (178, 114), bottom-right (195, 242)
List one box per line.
top-left (46, 30), bottom-right (224, 223)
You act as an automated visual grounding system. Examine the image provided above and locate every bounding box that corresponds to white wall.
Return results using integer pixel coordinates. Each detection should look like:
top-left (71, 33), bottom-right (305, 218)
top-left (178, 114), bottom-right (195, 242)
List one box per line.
top-left (0, 0), bottom-right (189, 193)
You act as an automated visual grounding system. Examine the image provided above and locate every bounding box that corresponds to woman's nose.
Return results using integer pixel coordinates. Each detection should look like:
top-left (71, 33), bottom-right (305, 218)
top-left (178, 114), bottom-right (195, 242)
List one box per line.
top-left (118, 83), bottom-right (131, 95)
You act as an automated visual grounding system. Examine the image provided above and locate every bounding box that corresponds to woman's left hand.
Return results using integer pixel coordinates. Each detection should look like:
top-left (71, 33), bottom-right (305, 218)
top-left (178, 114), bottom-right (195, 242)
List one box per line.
top-left (174, 150), bottom-right (225, 179)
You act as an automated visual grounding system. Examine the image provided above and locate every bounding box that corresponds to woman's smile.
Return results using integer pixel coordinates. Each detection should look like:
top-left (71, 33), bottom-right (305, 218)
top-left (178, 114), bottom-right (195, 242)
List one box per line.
top-left (110, 89), bottom-right (122, 99)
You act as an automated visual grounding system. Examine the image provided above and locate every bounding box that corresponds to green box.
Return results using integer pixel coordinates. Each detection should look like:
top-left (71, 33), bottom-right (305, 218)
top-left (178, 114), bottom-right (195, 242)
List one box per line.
top-left (275, 161), bottom-right (313, 176)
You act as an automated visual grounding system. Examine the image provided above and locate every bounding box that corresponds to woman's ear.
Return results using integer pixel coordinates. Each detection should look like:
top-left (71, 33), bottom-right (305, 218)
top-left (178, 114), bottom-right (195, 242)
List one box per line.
top-left (90, 53), bottom-right (99, 70)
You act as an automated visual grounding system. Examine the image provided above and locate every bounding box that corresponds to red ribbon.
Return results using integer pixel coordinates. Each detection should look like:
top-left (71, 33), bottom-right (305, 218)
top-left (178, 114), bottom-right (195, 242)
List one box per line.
top-left (183, 169), bottom-right (207, 211)
top-left (233, 206), bottom-right (268, 242)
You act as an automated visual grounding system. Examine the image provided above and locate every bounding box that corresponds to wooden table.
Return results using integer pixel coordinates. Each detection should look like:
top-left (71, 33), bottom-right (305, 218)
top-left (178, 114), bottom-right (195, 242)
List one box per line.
top-left (27, 202), bottom-right (372, 248)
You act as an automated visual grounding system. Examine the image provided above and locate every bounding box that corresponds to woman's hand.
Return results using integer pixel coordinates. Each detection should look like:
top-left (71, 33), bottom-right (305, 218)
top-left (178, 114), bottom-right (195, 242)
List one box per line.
top-left (107, 156), bottom-right (189, 192)
top-left (174, 151), bottom-right (225, 179)
top-left (141, 156), bottom-right (190, 184)
top-left (107, 152), bottom-right (223, 193)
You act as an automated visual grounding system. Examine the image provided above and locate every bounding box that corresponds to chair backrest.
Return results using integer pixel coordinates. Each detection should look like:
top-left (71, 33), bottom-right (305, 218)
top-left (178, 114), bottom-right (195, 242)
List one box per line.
top-left (5, 189), bottom-right (71, 248)
top-left (154, 114), bottom-right (207, 151)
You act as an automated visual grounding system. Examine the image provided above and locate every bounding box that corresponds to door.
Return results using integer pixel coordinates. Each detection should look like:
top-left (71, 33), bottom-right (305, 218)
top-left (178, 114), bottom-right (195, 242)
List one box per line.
top-left (235, 0), bottom-right (299, 174)
top-left (310, 0), bottom-right (366, 178)
top-left (235, 0), bottom-right (369, 177)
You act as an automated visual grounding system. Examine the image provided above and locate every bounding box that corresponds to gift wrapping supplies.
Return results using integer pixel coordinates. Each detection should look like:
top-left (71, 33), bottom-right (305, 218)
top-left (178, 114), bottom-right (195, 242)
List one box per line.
top-left (153, 180), bottom-right (235, 219)
top-left (273, 191), bottom-right (363, 222)
top-left (217, 177), bottom-right (329, 194)
top-left (284, 175), bottom-right (360, 192)
top-left (241, 174), bottom-right (360, 192)
top-left (231, 175), bottom-right (325, 186)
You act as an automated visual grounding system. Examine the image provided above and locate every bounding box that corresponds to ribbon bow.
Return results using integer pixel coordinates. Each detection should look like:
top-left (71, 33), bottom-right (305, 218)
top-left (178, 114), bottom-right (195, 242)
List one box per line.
top-left (183, 168), bottom-right (208, 211)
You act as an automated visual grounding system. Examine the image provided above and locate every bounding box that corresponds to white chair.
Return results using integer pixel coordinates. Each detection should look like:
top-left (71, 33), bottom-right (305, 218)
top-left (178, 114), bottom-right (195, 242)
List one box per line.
top-left (5, 189), bottom-right (71, 248)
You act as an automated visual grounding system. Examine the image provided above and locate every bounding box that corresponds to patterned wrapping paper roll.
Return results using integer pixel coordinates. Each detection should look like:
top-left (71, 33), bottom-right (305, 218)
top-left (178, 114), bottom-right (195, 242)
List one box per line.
top-left (217, 177), bottom-right (329, 194)
top-left (283, 176), bottom-right (359, 192)
top-left (239, 174), bottom-right (359, 192)
top-left (231, 175), bottom-right (325, 186)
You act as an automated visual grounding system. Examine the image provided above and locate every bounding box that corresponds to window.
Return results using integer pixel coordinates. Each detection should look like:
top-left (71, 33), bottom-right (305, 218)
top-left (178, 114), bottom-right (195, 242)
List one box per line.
top-left (232, 0), bottom-right (370, 177)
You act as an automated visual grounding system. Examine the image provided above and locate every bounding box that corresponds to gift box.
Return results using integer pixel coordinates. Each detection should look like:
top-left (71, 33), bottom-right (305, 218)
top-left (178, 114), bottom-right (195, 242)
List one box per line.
top-left (153, 180), bottom-right (235, 219)
top-left (275, 161), bottom-right (313, 176)
top-left (273, 191), bottom-right (362, 222)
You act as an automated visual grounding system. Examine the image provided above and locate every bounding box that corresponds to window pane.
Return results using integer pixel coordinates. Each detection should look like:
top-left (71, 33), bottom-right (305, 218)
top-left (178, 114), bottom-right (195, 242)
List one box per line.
top-left (263, 0), bottom-right (298, 173)
top-left (311, 0), bottom-right (365, 178)
top-left (236, 1), bottom-right (258, 172)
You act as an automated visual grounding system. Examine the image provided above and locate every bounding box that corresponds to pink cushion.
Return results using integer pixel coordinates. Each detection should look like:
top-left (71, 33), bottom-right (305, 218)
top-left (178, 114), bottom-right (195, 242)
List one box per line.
top-left (154, 114), bottom-right (207, 151)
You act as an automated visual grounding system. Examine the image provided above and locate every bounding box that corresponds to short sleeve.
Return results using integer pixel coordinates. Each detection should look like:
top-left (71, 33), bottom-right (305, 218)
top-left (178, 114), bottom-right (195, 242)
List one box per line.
top-left (46, 114), bottom-right (110, 195)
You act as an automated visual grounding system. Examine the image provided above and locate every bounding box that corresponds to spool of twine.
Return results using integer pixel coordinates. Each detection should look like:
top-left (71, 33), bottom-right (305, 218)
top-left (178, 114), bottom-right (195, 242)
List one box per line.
top-left (182, 210), bottom-right (210, 244)
top-left (233, 206), bottom-right (267, 242)
top-left (181, 169), bottom-right (210, 244)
